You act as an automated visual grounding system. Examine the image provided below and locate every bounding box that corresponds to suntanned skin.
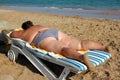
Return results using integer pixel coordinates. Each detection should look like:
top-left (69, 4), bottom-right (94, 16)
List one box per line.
top-left (10, 25), bottom-right (107, 70)
top-left (10, 25), bottom-right (48, 44)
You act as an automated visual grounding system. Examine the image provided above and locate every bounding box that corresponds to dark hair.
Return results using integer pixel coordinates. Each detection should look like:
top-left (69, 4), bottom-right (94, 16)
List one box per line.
top-left (22, 21), bottom-right (34, 30)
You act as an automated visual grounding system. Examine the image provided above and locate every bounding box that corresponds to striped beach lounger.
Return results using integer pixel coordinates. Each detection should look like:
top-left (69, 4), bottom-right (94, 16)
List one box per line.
top-left (2, 29), bottom-right (111, 80)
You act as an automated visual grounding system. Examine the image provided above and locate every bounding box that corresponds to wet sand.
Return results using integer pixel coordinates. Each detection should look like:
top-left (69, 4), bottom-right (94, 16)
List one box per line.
top-left (0, 9), bottom-right (120, 80)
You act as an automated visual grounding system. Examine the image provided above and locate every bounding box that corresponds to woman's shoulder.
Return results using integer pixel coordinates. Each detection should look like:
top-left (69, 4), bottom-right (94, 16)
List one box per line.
top-left (10, 30), bottom-right (23, 38)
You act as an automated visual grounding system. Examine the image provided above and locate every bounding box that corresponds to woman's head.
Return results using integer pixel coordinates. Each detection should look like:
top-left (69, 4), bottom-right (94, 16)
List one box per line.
top-left (22, 21), bottom-right (34, 30)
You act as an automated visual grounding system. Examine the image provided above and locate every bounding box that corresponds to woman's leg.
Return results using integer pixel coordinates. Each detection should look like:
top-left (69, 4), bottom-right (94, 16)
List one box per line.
top-left (60, 47), bottom-right (94, 70)
top-left (38, 37), bottom-right (94, 69)
top-left (80, 40), bottom-right (106, 51)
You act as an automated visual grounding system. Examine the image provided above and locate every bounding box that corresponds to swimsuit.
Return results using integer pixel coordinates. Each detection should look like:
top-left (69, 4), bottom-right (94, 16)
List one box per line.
top-left (34, 29), bottom-right (58, 46)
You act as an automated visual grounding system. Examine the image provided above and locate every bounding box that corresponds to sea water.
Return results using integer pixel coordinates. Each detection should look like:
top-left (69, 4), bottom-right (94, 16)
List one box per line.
top-left (0, 0), bottom-right (120, 19)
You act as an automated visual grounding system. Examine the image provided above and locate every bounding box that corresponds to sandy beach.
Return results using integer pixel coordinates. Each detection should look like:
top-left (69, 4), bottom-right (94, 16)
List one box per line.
top-left (0, 9), bottom-right (120, 80)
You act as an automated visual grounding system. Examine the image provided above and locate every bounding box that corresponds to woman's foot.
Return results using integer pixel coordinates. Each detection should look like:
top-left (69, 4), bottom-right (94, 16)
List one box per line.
top-left (105, 46), bottom-right (115, 57)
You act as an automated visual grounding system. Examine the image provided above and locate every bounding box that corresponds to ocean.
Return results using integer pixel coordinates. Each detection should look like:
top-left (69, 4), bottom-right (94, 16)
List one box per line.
top-left (0, 0), bottom-right (120, 20)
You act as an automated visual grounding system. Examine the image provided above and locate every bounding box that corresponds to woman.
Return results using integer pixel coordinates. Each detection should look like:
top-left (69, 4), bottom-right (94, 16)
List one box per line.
top-left (10, 21), bottom-right (111, 70)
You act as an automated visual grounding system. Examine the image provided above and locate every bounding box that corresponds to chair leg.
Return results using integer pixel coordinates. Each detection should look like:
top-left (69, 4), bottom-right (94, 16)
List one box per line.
top-left (57, 67), bottom-right (70, 80)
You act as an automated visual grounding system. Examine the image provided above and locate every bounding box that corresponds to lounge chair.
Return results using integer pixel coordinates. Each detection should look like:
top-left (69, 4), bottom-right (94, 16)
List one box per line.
top-left (2, 29), bottom-right (111, 80)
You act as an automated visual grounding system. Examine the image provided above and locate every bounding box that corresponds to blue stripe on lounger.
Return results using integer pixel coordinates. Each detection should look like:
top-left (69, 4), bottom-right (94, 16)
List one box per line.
top-left (58, 58), bottom-right (87, 71)
top-left (88, 56), bottom-right (103, 66)
top-left (88, 55), bottom-right (105, 62)
top-left (89, 60), bottom-right (98, 66)
top-left (89, 56), bottom-right (103, 64)
top-left (39, 52), bottom-right (46, 55)
top-left (86, 52), bottom-right (107, 60)
top-left (90, 50), bottom-right (111, 58)
top-left (34, 51), bottom-right (46, 56)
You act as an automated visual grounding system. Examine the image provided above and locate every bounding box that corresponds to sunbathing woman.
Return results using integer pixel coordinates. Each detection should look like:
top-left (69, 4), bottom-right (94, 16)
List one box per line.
top-left (10, 21), bottom-right (112, 70)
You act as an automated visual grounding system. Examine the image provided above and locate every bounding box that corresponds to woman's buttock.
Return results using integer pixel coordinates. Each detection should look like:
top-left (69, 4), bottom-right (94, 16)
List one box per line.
top-left (58, 31), bottom-right (81, 50)
top-left (38, 37), bottom-right (67, 53)
top-left (68, 37), bottom-right (81, 50)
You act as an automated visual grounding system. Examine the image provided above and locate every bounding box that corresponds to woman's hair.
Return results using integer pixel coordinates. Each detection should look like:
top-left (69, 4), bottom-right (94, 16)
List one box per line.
top-left (22, 21), bottom-right (34, 30)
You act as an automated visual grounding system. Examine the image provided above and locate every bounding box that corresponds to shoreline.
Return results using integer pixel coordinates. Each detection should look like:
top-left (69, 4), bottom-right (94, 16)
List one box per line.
top-left (0, 6), bottom-right (120, 20)
top-left (0, 9), bottom-right (120, 80)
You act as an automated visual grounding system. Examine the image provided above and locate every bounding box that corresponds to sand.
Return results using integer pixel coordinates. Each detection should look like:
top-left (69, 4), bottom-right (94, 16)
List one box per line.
top-left (0, 9), bottom-right (120, 80)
